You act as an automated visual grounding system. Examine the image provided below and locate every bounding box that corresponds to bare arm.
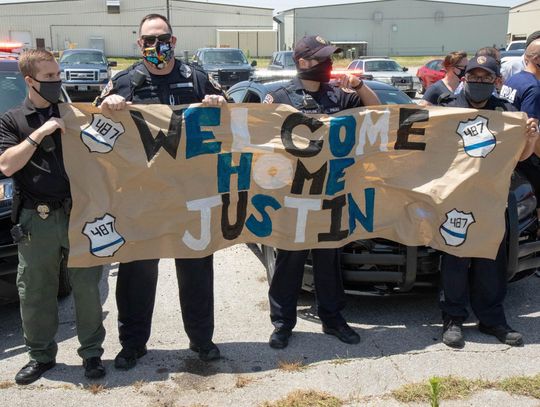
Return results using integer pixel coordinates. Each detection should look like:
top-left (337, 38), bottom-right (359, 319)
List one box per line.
top-left (519, 118), bottom-right (539, 161)
top-left (0, 118), bottom-right (64, 177)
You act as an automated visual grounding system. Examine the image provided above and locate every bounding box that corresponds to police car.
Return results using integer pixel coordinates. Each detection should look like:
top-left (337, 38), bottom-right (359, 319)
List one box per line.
top-left (226, 79), bottom-right (540, 294)
top-left (0, 43), bottom-right (71, 302)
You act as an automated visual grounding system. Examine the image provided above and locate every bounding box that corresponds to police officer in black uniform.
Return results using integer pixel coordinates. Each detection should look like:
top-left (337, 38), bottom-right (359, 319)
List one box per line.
top-left (263, 35), bottom-right (381, 349)
top-left (438, 55), bottom-right (539, 349)
top-left (94, 13), bottom-right (227, 370)
top-left (0, 49), bottom-right (106, 384)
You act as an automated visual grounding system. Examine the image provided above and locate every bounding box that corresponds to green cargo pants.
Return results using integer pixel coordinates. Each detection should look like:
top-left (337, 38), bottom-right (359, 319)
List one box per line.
top-left (16, 207), bottom-right (106, 363)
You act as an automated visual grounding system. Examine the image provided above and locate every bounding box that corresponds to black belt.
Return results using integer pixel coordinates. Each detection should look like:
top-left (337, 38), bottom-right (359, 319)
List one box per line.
top-left (22, 200), bottom-right (64, 210)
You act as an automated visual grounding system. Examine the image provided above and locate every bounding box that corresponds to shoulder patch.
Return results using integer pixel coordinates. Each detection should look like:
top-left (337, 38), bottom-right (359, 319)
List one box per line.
top-left (208, 74), bottom-right (222, 91)
top-left (99, 80), bottom-right (114, 99)
top-left (263, 93), bottom-right (274, 104)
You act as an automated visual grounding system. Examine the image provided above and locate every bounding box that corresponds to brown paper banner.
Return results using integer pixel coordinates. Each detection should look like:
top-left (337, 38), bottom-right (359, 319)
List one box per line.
top-left (60, 103), bottom-right (526, 267)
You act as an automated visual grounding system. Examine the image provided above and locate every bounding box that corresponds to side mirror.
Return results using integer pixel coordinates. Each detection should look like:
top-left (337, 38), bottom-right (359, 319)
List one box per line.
top-left (402, 67), bottom-right (408, 72)
top-left (108, 61), bottom-right (117, 67)
top-left (251, 60), bottom-right (257, 67)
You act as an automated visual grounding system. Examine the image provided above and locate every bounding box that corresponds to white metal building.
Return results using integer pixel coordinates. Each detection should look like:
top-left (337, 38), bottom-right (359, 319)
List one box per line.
top-left (275, 0), bottom-right (510, 56)
top-left (0, 0), bottom-right (275, 56)
top-left (508, 0), bottom-right (540, 42)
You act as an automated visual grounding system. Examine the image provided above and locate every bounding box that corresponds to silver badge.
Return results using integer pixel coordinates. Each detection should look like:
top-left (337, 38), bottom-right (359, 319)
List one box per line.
top-left (180, 64), bottom-right (192, 78)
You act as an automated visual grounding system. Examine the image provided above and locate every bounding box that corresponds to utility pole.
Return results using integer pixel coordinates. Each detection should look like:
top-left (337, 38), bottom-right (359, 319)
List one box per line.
top-left (166, 0), bottom-right (170, 22)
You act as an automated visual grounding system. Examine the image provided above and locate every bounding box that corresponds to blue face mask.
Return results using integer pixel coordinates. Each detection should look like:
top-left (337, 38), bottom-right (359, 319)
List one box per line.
top-left (143, 41), bottom-right (173, 69)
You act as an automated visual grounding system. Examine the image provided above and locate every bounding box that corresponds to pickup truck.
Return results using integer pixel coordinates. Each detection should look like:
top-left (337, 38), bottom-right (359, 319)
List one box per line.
top-left (59, 49), bottom-right (116, 94)
top-left (192, 48), bottom-right (256, 89)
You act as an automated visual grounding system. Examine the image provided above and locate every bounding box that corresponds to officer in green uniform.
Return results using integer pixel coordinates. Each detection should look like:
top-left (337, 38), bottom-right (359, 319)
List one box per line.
top-left (94, 13), bottom-right (227, 370)
top-left (0, 49), bottom-right (105, 384)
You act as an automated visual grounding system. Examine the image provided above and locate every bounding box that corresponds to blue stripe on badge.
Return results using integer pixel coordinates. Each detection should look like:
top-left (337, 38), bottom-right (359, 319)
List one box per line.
top-left (464, 139), bottom-right (496, 152)
top-left (82, 130), bottom-right (113, 148)
top-left (441, 226), bottom-right (466, 239)
top-left (91, 237), bottom-right (125, 253)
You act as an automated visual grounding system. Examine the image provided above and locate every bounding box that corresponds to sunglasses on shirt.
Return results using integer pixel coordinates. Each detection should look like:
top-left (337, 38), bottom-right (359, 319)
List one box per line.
top-left (140, 33), bottom-right (172, 47)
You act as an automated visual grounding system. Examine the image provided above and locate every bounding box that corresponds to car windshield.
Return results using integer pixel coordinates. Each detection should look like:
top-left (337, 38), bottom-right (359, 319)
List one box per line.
top-left (283, 53), bottom-right (294, 67)
top-left (203, 50), bottom-right (247, 65)
top-left (0, 70), bottom-right (26, 113)
top-left (60, 52), bottom-right (106, 65)
top-left (508, 42), bottom-right (525, 51)
top-left (374, 89), bottom-right (412, 105)
top-left (366, 60), bottom-right (402, 72)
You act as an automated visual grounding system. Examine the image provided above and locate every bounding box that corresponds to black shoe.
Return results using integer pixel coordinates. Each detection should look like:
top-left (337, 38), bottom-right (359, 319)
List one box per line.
top-left (114, 346), bottom-right (147, 370)
top-left (189, 342), bottom-right (221, 361)
top-left (478, 323), bottom-right (524, 346)
top-left (269, 328), bottom-right (292, 349)
top-left (442, 320), bottom-right (465, 349)
top-left (322, 323), bottom-right (360, 344)
top-left (15, 360), bottom-right (56, 385)
top-left (83, 356), bottom-right (106, 379)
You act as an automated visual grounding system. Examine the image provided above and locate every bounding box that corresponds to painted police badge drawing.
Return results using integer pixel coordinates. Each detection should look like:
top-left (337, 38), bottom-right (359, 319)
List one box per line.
top-left (83, 213), bottom-right (125, 257)
top-left (80, 114), bottom-right (125, 153)
top-left (456, 115), bottom-right (496, 158)
top-left (439, 209), bottom-right (476, 247)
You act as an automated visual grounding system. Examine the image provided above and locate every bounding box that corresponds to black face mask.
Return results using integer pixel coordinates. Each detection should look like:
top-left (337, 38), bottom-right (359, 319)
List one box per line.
top-left (463, 82), bottom-right (495, 103)
top-left (31, 78), bottom-right (62, 104)
top-left (454, 67), bottom-right (466, 79)
top-left (297, 58), bottom-right (333, 83)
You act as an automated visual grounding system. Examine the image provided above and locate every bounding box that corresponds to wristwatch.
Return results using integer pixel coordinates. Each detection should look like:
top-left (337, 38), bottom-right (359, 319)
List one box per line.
top-left (352, 79), bottom-right (364, 91)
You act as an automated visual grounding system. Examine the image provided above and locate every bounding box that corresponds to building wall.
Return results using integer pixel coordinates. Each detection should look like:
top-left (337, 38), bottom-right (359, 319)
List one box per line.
top-left (508, 0), bottom-right (540, 41)
top-left (277, 0), bottom-right (509, 56)
top-left (0, 0), bottom-right (274, 56)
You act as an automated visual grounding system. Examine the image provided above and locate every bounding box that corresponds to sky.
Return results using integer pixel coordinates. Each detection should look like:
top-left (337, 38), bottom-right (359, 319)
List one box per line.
top-left (0, 0), bottom-right (526, 12)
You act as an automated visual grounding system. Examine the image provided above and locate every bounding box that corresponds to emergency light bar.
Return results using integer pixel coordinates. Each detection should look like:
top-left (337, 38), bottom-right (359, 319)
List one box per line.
top-left (0, 42), bottom-right (23, 53)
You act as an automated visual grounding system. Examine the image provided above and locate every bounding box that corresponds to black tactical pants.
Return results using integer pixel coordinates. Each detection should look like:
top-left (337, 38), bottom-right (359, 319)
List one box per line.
top-left (439, 240), bottom-right (508, 327)
top-left (116, 255), bottom-right (214, 349)
top-left (269, 248), bottom-right (346, 330)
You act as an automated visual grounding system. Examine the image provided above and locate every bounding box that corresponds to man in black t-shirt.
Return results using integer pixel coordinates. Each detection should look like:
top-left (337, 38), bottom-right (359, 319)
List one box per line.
top-left (94, 13), bottom-right (227, 370)
top-left (0, 50), bottom-right (105, 384)
top-left (262, 35), bottom-right (380, 350)
top-left (438, 56), bottom-right (539, 349)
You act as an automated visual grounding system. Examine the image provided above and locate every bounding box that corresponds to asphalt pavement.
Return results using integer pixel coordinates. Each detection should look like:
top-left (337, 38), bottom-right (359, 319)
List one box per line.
top-left (1, 244), bottom-right (540, 406)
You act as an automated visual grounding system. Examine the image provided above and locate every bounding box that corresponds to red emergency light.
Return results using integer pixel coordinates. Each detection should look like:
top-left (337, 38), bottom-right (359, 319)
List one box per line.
top-left (0, 42), bottom-right (23, 53)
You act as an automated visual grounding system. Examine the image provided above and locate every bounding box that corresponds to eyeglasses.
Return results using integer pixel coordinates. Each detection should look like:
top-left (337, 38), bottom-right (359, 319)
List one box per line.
top-left (465, 74), bottom-right (496, 83)
top-left (140, 33), bottom-right (172, 47)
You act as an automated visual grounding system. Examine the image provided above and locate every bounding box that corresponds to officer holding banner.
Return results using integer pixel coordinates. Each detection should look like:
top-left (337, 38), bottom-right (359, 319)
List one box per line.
top-left (0, 49), bottom-right (105, 384)
top-left (95, 13), bottom-right (226, 370)
top-left (263, 35), bottom-right (380, 349)
top-left (438, 55), bottom-right (539, 349)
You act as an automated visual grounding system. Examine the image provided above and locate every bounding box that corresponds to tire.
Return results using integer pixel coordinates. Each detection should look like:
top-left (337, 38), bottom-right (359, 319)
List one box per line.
top-left (261, 245), bottom-right (277, 285)
top-left (57, 256), bottom-right (72, 298)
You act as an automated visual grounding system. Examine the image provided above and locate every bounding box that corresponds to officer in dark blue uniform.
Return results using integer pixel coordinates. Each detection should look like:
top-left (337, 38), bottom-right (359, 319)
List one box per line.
top-left (94, 13), bottom-right (226, 370)
top-left (263, 35), bottom-right (381, 349)
top-left (438, 55), bottom-right (539, 349)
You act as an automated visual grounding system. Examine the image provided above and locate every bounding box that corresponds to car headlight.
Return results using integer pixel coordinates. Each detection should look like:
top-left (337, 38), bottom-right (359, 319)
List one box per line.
top-left (99, 72), bottom-right (109, 80)
top-left (517, 194), bottom-right (537, 221)
top-left (0, 178), bottom-right (13, 203)
top-left (376, 77), bottom-right (392, 84)
top-left (60, 72), bottom-right (66, 80)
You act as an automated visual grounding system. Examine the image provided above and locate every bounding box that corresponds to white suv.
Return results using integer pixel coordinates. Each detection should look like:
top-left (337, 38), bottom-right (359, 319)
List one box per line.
top-left (347, 57), bottom-right (420, 98)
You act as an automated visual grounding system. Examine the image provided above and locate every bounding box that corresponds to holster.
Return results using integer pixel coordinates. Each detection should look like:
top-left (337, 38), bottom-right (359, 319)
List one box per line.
top-left (11, 189), bottom-right (21, 224)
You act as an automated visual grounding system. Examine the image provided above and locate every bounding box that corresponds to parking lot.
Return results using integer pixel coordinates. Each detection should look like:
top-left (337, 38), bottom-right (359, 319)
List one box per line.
top-left (1, 244), bottom-right (540, 406)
